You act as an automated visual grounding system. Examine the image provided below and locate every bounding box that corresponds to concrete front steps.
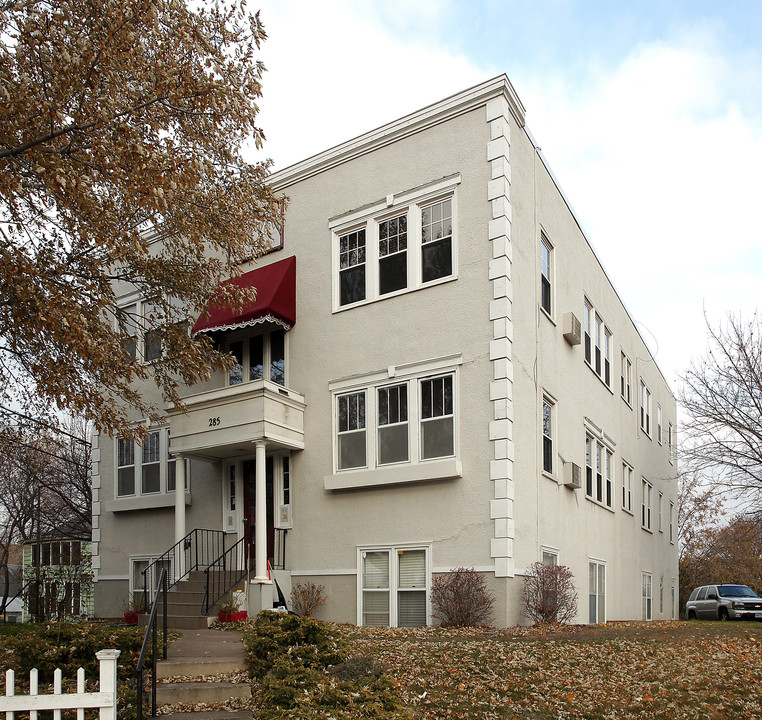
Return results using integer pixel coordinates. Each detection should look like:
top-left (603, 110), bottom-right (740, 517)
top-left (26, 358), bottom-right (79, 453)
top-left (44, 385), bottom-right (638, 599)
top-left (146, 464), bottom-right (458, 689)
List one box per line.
top-left (140, 571), bottom-right (246, 629)
top-left (155, 629), bottom-right (253, 719)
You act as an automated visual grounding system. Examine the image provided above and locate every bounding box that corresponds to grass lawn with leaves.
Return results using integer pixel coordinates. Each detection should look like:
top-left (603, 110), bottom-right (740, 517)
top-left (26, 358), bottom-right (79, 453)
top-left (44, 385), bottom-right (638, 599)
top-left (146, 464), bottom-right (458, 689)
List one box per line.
top-left (342, 620), bottom-right (762, 719)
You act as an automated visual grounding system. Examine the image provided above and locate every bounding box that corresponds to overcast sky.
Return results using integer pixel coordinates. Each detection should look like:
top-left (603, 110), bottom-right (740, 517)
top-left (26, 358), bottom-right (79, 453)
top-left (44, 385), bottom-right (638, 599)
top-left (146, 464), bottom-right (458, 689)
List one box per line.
top-left (251, 0), bottom-right (762, 394)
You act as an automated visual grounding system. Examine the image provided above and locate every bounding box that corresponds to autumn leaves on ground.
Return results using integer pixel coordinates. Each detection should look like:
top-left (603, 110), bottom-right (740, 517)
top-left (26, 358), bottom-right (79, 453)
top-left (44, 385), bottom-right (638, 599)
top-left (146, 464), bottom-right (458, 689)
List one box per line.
top-left (344, 620), bottom-right (762, 719)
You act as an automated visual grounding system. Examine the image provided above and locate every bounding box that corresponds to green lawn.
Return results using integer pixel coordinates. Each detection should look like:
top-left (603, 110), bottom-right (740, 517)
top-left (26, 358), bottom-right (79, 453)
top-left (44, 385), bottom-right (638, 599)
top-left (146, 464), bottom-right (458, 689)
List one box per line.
top-left (342, 620), bottom-right (762, 719)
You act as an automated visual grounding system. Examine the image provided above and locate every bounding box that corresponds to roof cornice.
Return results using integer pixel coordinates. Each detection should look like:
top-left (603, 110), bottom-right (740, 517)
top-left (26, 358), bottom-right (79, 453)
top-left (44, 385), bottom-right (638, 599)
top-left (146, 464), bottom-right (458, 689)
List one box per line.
top-left (269, 74), bottom-right (525, 191)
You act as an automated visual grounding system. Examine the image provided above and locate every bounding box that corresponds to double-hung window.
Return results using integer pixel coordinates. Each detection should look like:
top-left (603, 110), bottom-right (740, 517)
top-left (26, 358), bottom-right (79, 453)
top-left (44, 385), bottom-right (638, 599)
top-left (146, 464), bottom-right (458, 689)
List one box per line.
top-left (329, 356), bottom-right (460, 488)
top-left (420, 375), bottom-right (454, 460)
top-left (542, 396), bottom-right (554, 474)
top-left (641, 478), bottom-right (653, 530)
top-left (583, 298), bottom-right (612, 387)
top-left (657, 405), bottom-right (663, 445)
top-left (540, 234), bottom-right (553, 315)
top-left (119, 299), bottom-right (169, 363)
top-left (589, 561), bottom-right (606, 623)
top-left (378, 215), bottom-right (408, 295)
top-left (585, 434), bottom-right (613, 508)
top-left (332, 175), bottom-right (459, 310)
top-left (337, 391), bottom-right (367, 470)
top-left (642, 573), bottom-right (653, 620)
top-left (339, 229), bottom-right (367, 305)
top-left (377, 384), bottom-right (409, 465)
top-left (227, 328), bottom-right (286, 387)
top-left (360, 547), bottom-right (428, 628)
top-left (621, 461), bottom-right (633, 513)
top-left (640, 380), bottom-right (652, 436)
top-left (620, 352), bottom-right (632, 405)
top-left (117, 427), bottom-right (186, 498)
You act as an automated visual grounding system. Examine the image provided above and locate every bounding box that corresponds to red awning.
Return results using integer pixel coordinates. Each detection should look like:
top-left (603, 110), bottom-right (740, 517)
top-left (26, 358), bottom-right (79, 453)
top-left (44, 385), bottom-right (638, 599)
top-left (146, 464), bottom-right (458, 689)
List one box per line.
top-left (192, 256), bottom-right (296, 336)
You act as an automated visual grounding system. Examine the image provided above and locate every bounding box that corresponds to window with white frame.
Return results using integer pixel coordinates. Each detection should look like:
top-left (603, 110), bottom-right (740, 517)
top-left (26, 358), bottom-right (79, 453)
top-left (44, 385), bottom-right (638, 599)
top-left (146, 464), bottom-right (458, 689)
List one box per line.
top-left (360, 547), bottom-right (428, 628)
top-left (226, 328), bottom-right (286, 387)
top-left (330, 357), bottom-right (460, 480)
top-left (658, 491), bottom-right (664, 532)
top-left (331, 176), bottom-right (459, 310)
top-left (337, 391), bottom-right (366, 470)
top-left (583, 298), bottom-right (612, 387)
top-left (669, 501), bottom-right (674, 543)
top-left (668, 422), bottom-right (674, 464)
top-left (117, 298), bottom-right (184, 363)
top-left (542, 396), bottom-right (554, 475)
top-left (540, 234), bottom-right (552, 315)
top-left (621, 352), bottom-right (632, 405)
top-left (642, 572), bottom-right (653, 620)
top-left (641, 478), bottom-right (653, 530)
top-left (131, 556), bottom-right (172, 598)
top-left (585, 434), bottom-right (613, 508)
top-left (116, 428), bottom-right (186, 498)
top-left (640, 380), bottom-right (652, 436)
top-left (589, 561), bottom-right (606, 623)
top-left (621, 461), bottom-right (633, 513)
top-left (542, 549), bottom-right (558, 566)
top-left (657, 405), bottom-right (663, 445)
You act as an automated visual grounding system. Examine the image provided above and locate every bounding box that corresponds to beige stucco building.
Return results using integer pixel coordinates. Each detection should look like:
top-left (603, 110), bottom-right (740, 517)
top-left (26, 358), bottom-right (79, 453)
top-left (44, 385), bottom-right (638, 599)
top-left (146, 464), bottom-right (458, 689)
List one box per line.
top-left (92, 75), bottom-right (678, 626)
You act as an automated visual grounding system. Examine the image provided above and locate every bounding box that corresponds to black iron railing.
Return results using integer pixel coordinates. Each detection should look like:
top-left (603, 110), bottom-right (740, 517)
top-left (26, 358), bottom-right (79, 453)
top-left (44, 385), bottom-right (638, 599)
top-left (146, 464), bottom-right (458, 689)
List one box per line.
top-left (201, 528), bottom-right (288, 614)
top-left (141, 529), bottom-right (225, 611)
top-left (136, 567), bottom-right (167, 720)
top-left (202, 530), bottom-right (249, 615)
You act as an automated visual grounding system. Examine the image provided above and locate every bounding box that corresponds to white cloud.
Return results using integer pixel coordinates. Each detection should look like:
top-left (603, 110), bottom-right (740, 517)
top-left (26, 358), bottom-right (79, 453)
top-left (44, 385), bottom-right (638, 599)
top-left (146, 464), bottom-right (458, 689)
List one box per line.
top-left (520, 31), bottom-right (762, 386)
top-left (253, 0), bottom-right (483, 169)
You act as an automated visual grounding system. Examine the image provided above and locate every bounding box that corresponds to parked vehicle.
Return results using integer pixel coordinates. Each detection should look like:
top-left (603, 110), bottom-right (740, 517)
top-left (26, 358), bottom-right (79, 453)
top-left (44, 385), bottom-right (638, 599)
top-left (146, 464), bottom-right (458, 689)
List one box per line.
top-left (686, 584), bottom-right (762, 620)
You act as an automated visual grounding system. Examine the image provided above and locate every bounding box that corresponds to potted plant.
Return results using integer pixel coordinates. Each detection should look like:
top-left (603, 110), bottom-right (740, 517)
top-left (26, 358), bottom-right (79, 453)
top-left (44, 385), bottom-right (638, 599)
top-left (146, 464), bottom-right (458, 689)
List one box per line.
top-left (122, 594), bottom-right (143, 624)
top-left (217, 593), bottom-right (247, 622)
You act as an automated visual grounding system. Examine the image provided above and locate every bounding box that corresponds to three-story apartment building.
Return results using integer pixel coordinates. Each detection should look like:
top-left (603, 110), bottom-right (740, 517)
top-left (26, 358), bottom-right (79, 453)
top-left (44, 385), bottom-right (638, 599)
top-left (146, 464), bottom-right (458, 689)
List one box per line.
top-left (91, 75), bottom-right (678, 626)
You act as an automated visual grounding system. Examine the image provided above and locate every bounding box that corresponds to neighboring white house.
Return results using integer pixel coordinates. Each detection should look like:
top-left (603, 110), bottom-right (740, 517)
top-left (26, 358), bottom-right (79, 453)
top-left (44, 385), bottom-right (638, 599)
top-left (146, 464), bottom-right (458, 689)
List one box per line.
top-left (91, 75), bottom-right (678, 627)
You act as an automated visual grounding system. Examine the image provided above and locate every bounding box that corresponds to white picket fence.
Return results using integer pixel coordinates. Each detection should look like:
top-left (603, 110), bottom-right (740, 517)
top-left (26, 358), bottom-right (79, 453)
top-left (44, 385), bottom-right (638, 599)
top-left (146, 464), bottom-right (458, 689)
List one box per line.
top-left (0, 649), bottom-right (120, 720)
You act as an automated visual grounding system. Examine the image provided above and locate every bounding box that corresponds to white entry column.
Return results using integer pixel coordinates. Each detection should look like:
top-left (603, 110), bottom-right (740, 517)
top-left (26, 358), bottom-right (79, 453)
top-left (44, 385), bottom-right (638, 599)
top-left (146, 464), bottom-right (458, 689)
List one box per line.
top-left (254, 440), bottom-right (268, 581)
top-left (174, 454), bottom-right (186, 579)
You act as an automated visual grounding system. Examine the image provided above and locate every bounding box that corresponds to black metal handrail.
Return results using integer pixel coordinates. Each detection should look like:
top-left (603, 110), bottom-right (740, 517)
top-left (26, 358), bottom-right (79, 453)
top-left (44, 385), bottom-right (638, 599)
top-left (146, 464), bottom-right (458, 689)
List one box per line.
top-left (202, 531), bottom-right (250, 615)
top-left (136, 567), bottom-right (167, 720)
top-left (141, 528), bottom-right (225, 611)
top-left (201, 528), bottom-right (288, 614)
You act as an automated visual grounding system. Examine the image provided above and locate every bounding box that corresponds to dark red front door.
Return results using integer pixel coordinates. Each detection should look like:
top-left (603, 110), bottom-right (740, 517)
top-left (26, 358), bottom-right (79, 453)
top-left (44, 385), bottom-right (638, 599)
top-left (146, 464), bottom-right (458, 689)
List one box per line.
top-left (243, 457), bottom-right (275, 567)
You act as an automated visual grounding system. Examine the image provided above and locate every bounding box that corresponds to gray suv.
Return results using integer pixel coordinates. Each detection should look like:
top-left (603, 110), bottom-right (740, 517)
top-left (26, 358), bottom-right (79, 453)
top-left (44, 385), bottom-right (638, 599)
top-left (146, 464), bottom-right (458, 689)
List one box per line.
top-left (686, 584), bottom-right (762, 620)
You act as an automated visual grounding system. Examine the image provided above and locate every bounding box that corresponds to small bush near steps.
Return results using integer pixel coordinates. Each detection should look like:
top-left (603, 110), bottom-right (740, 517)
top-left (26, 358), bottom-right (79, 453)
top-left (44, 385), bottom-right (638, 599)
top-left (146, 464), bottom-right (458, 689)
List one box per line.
top-left (290, 581), bottom-right (327, 617)
top-left (431, 567), bottom-right (495, 627)
top-left (243, 611), bottom-right (414, 719)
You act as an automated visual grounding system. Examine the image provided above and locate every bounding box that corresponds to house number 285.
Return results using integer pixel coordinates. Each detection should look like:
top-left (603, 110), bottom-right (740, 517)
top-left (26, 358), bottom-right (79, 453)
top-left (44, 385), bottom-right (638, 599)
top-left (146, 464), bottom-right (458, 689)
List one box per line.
top-left (208, 417), bottom-right (221, 427)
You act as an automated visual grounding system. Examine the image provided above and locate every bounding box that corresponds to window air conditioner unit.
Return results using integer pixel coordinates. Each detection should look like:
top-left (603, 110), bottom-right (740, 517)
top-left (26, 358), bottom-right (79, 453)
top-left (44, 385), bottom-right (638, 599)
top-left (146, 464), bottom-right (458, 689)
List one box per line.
top-left (564, 462), bottom-right (582, 489)
top-left (563, 312), bottom-right (582, 346)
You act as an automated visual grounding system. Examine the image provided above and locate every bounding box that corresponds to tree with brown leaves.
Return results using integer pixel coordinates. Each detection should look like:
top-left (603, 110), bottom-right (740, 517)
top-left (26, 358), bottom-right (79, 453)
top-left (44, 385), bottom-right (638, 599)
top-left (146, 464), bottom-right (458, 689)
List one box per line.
top-left (0, 0), bottom-right (283, 437)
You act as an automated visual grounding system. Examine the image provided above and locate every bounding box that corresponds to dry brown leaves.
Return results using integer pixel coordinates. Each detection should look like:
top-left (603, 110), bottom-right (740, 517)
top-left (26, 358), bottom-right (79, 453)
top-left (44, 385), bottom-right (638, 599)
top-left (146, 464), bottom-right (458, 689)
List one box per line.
top-left (342, 621), bottom-right (762, 719)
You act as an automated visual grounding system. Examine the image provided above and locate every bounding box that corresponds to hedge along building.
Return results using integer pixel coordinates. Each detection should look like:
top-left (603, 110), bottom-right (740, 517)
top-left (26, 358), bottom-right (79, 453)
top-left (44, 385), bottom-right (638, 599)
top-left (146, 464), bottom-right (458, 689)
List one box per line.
top-left (91, 75), bottom-right (678, 627)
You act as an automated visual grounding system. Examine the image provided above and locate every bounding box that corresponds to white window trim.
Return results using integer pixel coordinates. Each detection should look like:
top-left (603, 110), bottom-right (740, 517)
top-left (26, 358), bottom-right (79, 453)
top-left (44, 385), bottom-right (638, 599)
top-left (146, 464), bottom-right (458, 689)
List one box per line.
top-left (642, 572), bottom-right (653, 621)
top-left (585, 430), bottom-right (615, 510)
top-left (589, 559), bottom-right (606, 624)
top-left (356, 543), bottom-right (431, 628)
top-left (541, 547), bottom-right (559, 566)
top-left (620, 351), bottom-right (632, 407)
top-left (640, 380), bottom-right (652, 438)
top-left (641, 478), bottom-right (653, 531)
top-left (330, 175), bottom-right (461, 312)
top-left (658, 491), bottom-right (664, 532)
top-left (540, 231), bottom-right (553, 319)
top-left (541, 393), bottom-right (556, 478)
top-left (116, 295), bottom-right (173, 364)
top-left (326, 356), bottom-right (462, 489)
top-left (115, 425), bottom-right (188, 499)
top-left (583, 297), bottom-right (613, 390)
top-left (130, 554), bottom-right (174, 598)
top-left (621, 460), bottom-right (634, 514)
top-left (657, 405), bottom-right (663, 445)
top-left (669, 501), bottom-right (675, 544)
top-left (224, 326), bottom-right (288, 388)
